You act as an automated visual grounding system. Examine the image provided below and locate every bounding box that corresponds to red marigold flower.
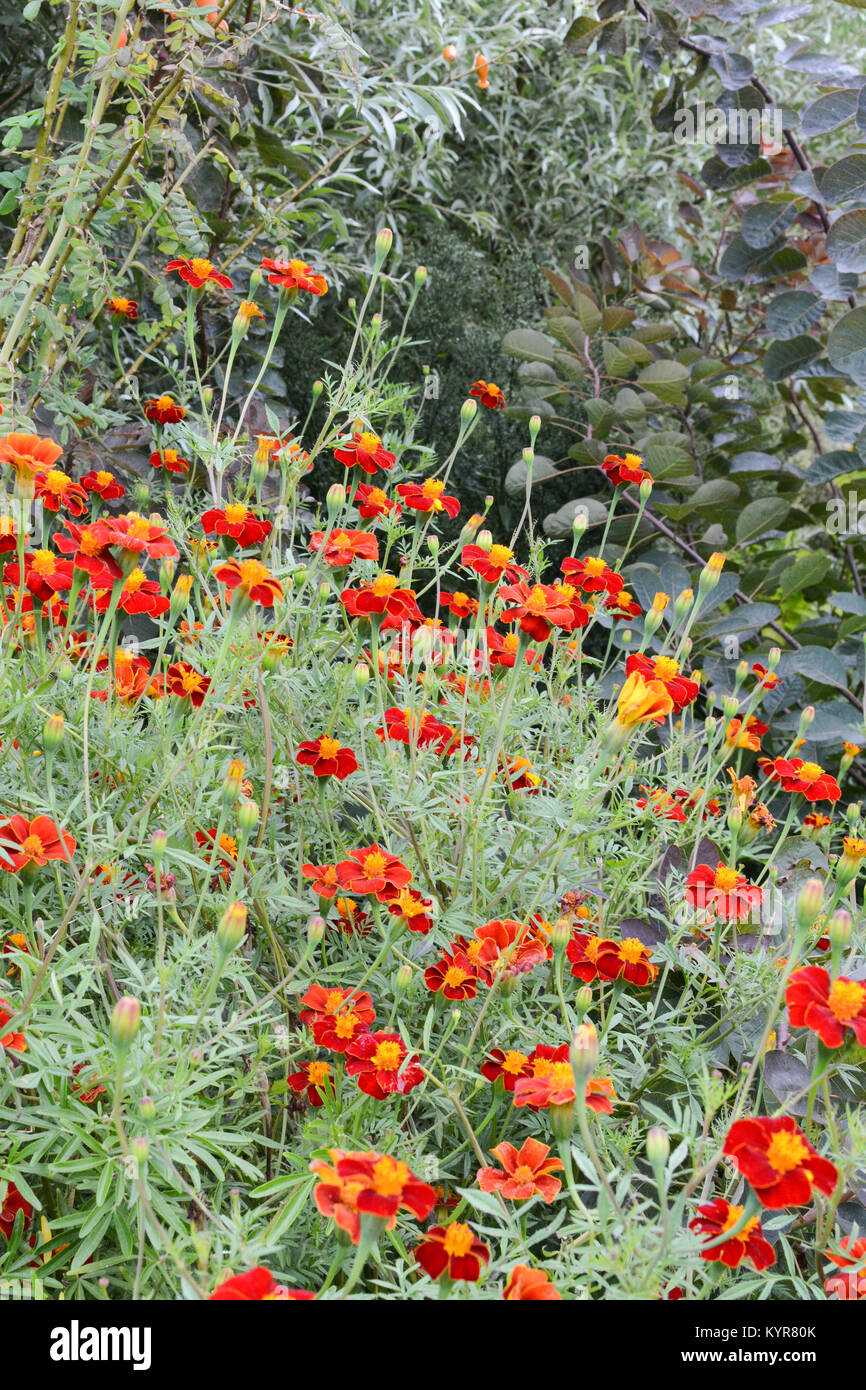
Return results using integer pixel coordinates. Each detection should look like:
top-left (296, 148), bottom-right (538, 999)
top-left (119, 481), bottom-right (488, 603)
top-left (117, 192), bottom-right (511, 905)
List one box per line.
top-left (752, 662), bottom-right (779, 690)
top-left (469, 379), bottom-right (505, 409)
top-left (0, 999), bottom-right (27, 1053)
top-left (514, 1049), bottom-right (575, 1110)
top-left (70, 1063), bottom-right (106, 1105)
top-left (685, 862), bottom-right (763, 923)
top-left (552, 581), bottom-right (593, 631)
top-left (461, 542), bottom-right (526, 585)
top-left (345, 1031), bottom-right (424, 1100)
top-left (635, 786), bottom-right (687, 823)
top-left (725, 716), bottom-right (768, 752)
top-left (689, 1198), bottom-right (775, 1271)
top-left (473, 917), bottom-right (552, 979)
top-left (166, 661), bottom-right (210, 707)
top-left (209, 1268), bottom-right (307, 1300)
top-left (336, 844), bottom-right (412, 897)
top-left (415, 1222), bottom-right (489, 1282)
top-left (503, 1265), bottom-right (562, 1300)
top-left (625, 653), bottom-right (698, 713)
top-left (341, 574), bottom-right (422, 629)
top-left (0, 432), bottom-right (63, 481)
top-left (585, 1077), bottom-right (618, 1114)
top-left (383, 885), bottom-right (434, 933)
top-left (301, 862), bottom-right (341, 899)
top-left (296, 735), bottom-right (358, 780)
top-left (481, 626), bottom-right (537, 670)
top-left (53, 519), bottom-right (121, 583)
top-left (333, 430), bottom-right (395, 475)
top-left (287, 1059), bottom-right (334, 1108)
top-left (396, 479), bottom-right (460, 519)
top-left (477, 1137), bottom-right (563, 1204)
top-left (824, 1237), bottom-right (866, 1299)
top-left (786, 965), bottom-right (866, 1048)
top-left (97, 512), bottom-right (178, 562)
top-left (593, 935), bottom-right (658, 986)
top-left (34, 469), bottom-right (88, 515)
top-left (425, 949), bottom-right (480, 1000)
top-left (213, 557), bottom-right (283, 608)
top-left (352, 482), bottom-right (400, 520)
top-left (107, 296), bottom-right (138, 320)
top-left (5, 550), bottom-right (73, 602)
top-left (441, 590), bottom-right (478, 619)
top-left (601, 452), bottom-right (650, 487)
top-left (723, 1116), bottom-right (838, 1209)
top-left (80, 469), bottom-right (125, 500)
top-left (144, 394), bottom-right (185, 424)
top-left (481, 1047), bottom-right (531, 1090)
top-left (308, 528), bottom-right (379, 567)
top-left (330, 896), bottom-right (372, 938)
top-left (560, 555), bottom-right (624, 596)
top-left (150, 447), bottom-right (189, 475)
top-left (0, 815), bottom-right (76, 874)
top-left (566, 931), bottom-right (606, 983)
top-left (606, 588), bottom-right (642, 620)
top-left (499, 580), bottom-right (578, 643)
top-left (90, 570), bottom-right (169, 618)
top-left (803, 812), bottom-right (832, 832)
top-left (261, 257), bottom-right (327, 296)
top-left (166, 256), bottom-right (233, 290)
top-left (299, 984), bottom-right (375, 1029)
top-left (0, 1179), bottom-right (32, 1236)
top-left (376, 705), bottom-right (462, 754)
top-left (201, 503), bottom-right (271, 547)
top-left (758, 757), bottom-right (841, 804)
top-left (96, 650), bottom-right (163, 706)
top-left (310, 1148), bottom-right (435, 1245)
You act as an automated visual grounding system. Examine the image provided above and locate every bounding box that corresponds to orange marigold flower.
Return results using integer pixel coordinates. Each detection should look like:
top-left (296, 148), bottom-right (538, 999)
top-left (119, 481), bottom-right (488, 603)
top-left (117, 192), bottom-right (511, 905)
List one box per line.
top-left (345, 1031), bottom-right (424, 1100)
top-left (725, 715), bottom-right (768, 751)
top-left (308, 528), bottom-right (379, 567)
top-left (336, 844), bottom-right (412, 897)
top-left (824, 1237), bottom-right (866, 1299)
top-left (752, 662), bottom-right (779, 690)
top-left (0, 999), bottom-right (27, 1053)
top-left (166, 661), bottom-right (210, 707)
top-left (441, 590), bottom-right (478, 619)
top-left (843, 741), bottom-right (861, 759)
top-left (601, 452), bottom-right (650, 487)
top-left (0, 815), bottom-right (76, 874)
top-left (341, 576), bottom-right (422, 629)
top-left (382, 885), bottom-right (434, 934)
top-left (499, 579), bottom-right (578, 643)
top-left (396, 478), bottom-right (460, 519)
top-left (166, 256), bottom-right (233, 290)
top-left (310, 1148), bottom-right (435, 1245)
top-left (209, 1268), bottom-right (312, 1300)
top-left (469, 379), bottom-right (504, 409)
top-left (287, 1059), bottom-right (334, 1108)
top-left (477, 1137), bottom-right (563, 1204)
top-left (626, 653), bottom-right (699, 713)
top-left (0, 432), bottom-right (63, 481)
top-left (96, 512), bottom-right (178, 562)
top-left (724, 1116), bottom-right (837, 1209)
top-left (201, 504), bottom-right (271, 547)
top-left (213, 557), bottom-right (283, 609)
top-left (685, 861), bottom-right (762, 922)
top-left (299, 983), bottom-right (374, 1029)
top-left (615, 670), bottom-right (674, 728)
top-left (296, 735), bottom-right (358, 780)
top-left (80, 469), bottom-right (125, 500)
top-left (480, 1046), bottom-right (531, 1090)
top-left (786, 965), bottom-right (866, 1048)
top-left (144, 394), bottom-right (185, 424)
top-left (513, 1052), bottom-right (575, 1111)
top-left (503, 1264), bottom-right (562, 1300)
top-left (803, 811), bottom-right (832, 832)
top-left (70, 1062), bottom-right (106, 1105)
top-left (261, 256), bottom-right (327, 296)
top-left (595, 936), bottom-right (658, 986)
top-left (689, 1198), bottom-right (775, 1271)
top-left (425, 949), bottom-right (480, 1000)
top-left (35, 469), bottom-right (88, 516)
top-left (415, 1222), bottom-right (489, 1281)
top-left (107, 296), bottom-right (138, 320)
top-left (758, 757), bottom-right (841, 804)
top-left (352, 481), bottom-right (400, 520)
top-left (150, 447), bottom-right (189, 475)
top-left (560, 554), bottom-right (623, 597)
top-left (333, 430), bottom-right (394, 475)
top-left (301, 862), bottom-right (341, 899)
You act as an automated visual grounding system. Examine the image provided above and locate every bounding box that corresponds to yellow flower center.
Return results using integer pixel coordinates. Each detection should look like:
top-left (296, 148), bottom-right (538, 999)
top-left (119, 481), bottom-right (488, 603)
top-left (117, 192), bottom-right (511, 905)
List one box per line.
top-left (362, 850), bottom-right (387, 878)
top-left (501, 1049), bottom-right (528, 1074)
top-left (43, 469), bottom-right (70, 494)
top-left (766, 1130), bottom-right (809, 1175)
top-left (442, 965), bottom-right (468, 988)
top-left (123, 567), bottom-right (146, 594)
top-left (181, 670), bottom-right (204, 693)
top-left (797, 762), bottom-right (824, 785)
top-left (334, 1012), bottom-right (358, 1039)
top-left (307, 1061), bottom-right (330, 1086)
top-left (371, 574), bottom-right (398, 597)
top-left (583, 556), bottom-right (607, 575)
top-left (549, 1062), bottom-right (574, 1088)
top-left (512, 1164), bottom-right (535, 1183)
top-left (372, 1155), bottom-right (409, 1197)
top-left (238, 559), bottom-right (269, 589)
top-left (843, 837), bottom-right (866, 861)
top-left (487, 544), bottom-right (513, 568)
top-left (20, 834), bottom-right (44, 860)
top-left (318, 736), bottom-right (341, 759)
top-left (31, 549), bottom-right (56, 576)
top-left (224, 503), bottom-right (248, 524)
top-left (95, 471), bottom-right (114, 486)
top-left (442, 1223), bottom-right (474, 1258)
top-left (127, 515), bottom-right (151, 540)
top-left (372, 1040), bottom-right (403, 1071)
top-left (653, 656), bottom-right (680, 680)
top-left (190, 258), bottom-right (214, 279)
top-left (394, 890), bottom-right (424, 918)
top-left (218, 834), bottom-right (237, 858)
top-left (357, 432), bottom-right (381, 453)
top-left (421, 479), bottom-right (445, 500)
top-left (828, 978), bottom-right (865, 1023)
top-left (524, 585), bottom-right (549, 615)
top-left (155, 394), bottom-right (175, 411)
top-left (619, 938), bottom-right (646, 964)
top-left (325, 990), bottom-right (345, 1013)
top-left (713, 864), bottom-right (742, 892)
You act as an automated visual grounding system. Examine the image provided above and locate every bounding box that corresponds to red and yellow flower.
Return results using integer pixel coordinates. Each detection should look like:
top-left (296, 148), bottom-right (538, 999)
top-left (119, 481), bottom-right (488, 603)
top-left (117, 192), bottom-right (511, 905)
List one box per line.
top-left (166, 257), bottom-right (233, 290)
top-left (213, 557), bottom-right (283, 608)
top-left (689, 1197), bottom-right (775, 1270)
top-left (723, 1116), bottom-right (837, 1209)
top-left (308, 528), bottom-right (379, 567)
top-left (758, 757), bottom-right (841, 804)
top-left (345, 1031), bottom-right (424, 1100)
top-left (503, 1265), bottom-right (561, 1300)
top-left (685, 862), bottom-right (763, 922)
top-left (396, 478), bottom-right (460, 519)
top-left (287, 1059), bottom-right (334, 1108)
top-left (296, 735), bottom-right (358, 780)
top-left (333, 430), bottom-right (395, 475)
top-left (201, 504), bottom-right (271, 547)
top-left (601, 452), bottom-right (650, 487)
top-left (415, 1222), bottom-right (489, 1282)
top-left (786, 965), bottom-right (866, 1048)
top-left (261, 257), bottom-right (327, 296)
top-left (310, 1148), bottom-right (435, 1245)
top-left (144, 394), bottom-right (185, 424)
top-left (469, 379), bottom-right (504, 409)
top-left (477, 1137), bottom-right (563, 1204)
top-left (0, 815), bottom-right (76, 874)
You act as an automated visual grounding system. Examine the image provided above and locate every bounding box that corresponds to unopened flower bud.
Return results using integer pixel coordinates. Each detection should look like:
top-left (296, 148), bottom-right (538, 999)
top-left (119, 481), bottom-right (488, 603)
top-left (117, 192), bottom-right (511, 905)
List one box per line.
top-left (414, 265), bottom-right (428, 287)
top-left (828, 909), bottom-right (852, 950)
top-left (375, 227), bottom-right (394, 262)
top-left (201, 386), bottom-right (213, 409)
top-left (222, 759), bottom-right (245, 805)
top-left (572, 510), bottom-right (588, 542)
top-left (248, 268), bottom-right (263, 295)
top-left (237, 799), bottom-right (259, 834)
top-left (139, 1096), bottom-right (156, 1121)
top-left (43, 713), bottom-right (65, 751)
top-left (795, 878), bottom-right (824, 932)
top-left (111, 995), bottom-right (141, 1047)
top-left (307, 914), bottom-right (326, 946)
top-left (130, 1137), bottom-right (149, 1164)
top-left (159, 557), bottom-right (175, 588)
top-left (317, 581), bottom-right (330, 600)
top-left (395, 964), bottom-right (413, 992)
top-left (217, 901), bottom-right (247, 954)
top-left (475, 529), bottom-right (493, 553)
top-left (427, 535), bottom-right (439, 557)
top-left (571, 1021), bottom-right (599, 1078)
top-left (551, 918), bottom-right (571, 954)
top-left (798, 706), bottom-right (815, 735)
top-left (327, 483), bottom-right (345, 517)
top-left (723, 696), bottom-right (740, 719)
top-left (151, 828), bottom-right (168, 861)
top-left (460, 397), bottom-right (478, 426)
top-left (673, 588), bottom-right (694, 619)
top-left (647, 1126), bottom-right (670, 1167)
